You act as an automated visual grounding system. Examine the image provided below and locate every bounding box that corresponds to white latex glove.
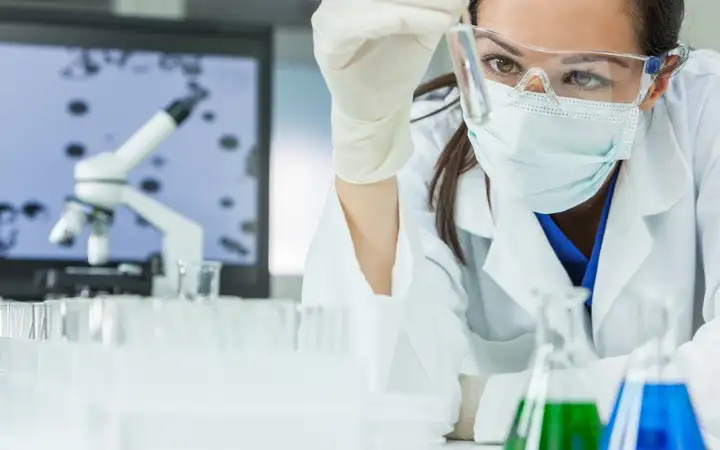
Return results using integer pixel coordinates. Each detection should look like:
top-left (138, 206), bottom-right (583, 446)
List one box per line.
top-left (312, 0), bottom-right (467, 184)
top-left (447, 374), bottom-right (486, 441)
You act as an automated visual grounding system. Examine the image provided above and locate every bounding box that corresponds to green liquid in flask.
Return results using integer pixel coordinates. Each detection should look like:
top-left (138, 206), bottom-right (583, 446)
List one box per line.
top-left (505, 400), bottom-right (603, 450)
top-left (505, 288), bottom-right (603, 449)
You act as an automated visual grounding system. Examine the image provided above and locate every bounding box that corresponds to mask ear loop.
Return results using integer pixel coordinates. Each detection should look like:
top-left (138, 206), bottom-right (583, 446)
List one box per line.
top-left (514, 68), bottom-right (561, 107)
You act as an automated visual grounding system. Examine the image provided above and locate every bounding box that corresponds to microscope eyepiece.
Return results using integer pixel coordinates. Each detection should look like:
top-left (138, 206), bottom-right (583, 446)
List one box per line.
top-left (164, 84), bottom-right (209, 125)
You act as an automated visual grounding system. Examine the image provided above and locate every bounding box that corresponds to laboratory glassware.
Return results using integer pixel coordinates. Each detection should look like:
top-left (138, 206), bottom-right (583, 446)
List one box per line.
top-left (446, 22), bottom-right (493, 126)
top-left (177, 260), bottom-right (222, 300)
top-left (601, 301), bottom-right (706, 450)
top-left (0, 298), bottom-right (453, 450)
top-left (215, 298), bottom-right (299, 352)
top-left (105, 300), bottom-right (364, 450)
top-left (505, 288), bottom-right (603, 450)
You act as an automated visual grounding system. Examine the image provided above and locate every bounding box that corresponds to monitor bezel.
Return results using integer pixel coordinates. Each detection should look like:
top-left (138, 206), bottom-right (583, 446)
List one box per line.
top-left (0, 7), bottom-right (272, 300)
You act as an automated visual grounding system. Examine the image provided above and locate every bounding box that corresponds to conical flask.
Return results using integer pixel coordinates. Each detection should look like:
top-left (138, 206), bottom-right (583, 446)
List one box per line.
top-left (505, 288), bottom-right (603, 450)
top-left (601, 301), bottom-right (706, 450)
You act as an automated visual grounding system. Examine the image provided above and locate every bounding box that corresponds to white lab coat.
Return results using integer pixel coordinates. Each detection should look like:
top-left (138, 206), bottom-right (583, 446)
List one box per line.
top-left (302, 49), bottom-right (720, 443)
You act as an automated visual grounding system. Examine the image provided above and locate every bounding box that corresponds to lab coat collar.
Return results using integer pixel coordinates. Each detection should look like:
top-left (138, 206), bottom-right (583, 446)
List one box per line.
top-left (454, 100), bottom-right (690, 329)
top-left (624, 106), bottom-right (691, 217)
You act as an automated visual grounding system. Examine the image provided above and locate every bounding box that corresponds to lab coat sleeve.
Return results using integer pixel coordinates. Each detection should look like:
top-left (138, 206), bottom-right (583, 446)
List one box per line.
top-left (689, 129), bottom-right (720, 439)
top-left (301, 103), bottom-right (472, 433)
top-left (679, 77), bottom-right (720, 440)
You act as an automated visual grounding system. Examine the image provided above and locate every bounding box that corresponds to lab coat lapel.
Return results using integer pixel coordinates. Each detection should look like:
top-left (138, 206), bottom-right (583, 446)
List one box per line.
top-left (482, 191), bottom-right (574, 316)
top-left (455, 167), bottom-right (574, 316)
top-left (590, 165), bottom-right (653, 335)
top-left (591, 105), bottom-right (690, 336)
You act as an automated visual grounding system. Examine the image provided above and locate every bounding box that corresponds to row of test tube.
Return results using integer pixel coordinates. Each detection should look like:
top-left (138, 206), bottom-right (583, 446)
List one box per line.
top-left (0, 264), bottom-right (374, 450)
top-left (0, 260), bottom-right (470, 450)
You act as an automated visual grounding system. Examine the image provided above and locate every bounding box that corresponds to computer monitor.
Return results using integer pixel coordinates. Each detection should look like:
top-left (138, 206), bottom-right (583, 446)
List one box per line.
top-left (0, 8), bottom-right (272, 299)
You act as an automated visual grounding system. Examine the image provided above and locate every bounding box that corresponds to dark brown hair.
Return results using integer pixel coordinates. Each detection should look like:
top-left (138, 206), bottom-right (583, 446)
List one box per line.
top-left (413, 0), bottom-right (685, 264)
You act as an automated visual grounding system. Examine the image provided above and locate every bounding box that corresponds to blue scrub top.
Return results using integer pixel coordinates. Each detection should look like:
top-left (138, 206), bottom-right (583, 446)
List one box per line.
top-left (535, 169), bottom-right (620, 306)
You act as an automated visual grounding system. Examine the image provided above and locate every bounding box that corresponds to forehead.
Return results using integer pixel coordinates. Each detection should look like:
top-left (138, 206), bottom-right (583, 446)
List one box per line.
top-left (476, 0), bottom-right (640, 54)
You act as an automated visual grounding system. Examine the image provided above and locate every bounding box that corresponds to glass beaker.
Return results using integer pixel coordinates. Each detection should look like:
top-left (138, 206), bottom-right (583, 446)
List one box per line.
top-left (505, 288), bottom-right (603, 450)
top-left (177, 260), bottom-right (222, 301)
top-left (600, 301), bottom-right (706, 450)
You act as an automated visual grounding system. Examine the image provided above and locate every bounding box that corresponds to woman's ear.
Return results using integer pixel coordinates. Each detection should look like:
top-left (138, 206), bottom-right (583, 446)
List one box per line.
top-left (639, 75), bottom-right (671, 110)
top-left (639, 54), bottom-right (683, 110)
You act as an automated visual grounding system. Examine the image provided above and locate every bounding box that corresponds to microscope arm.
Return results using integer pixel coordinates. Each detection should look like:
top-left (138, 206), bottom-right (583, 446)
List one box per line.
top-left (74, 92), bottom-right (206, 183)
top-left (113, 111), bottom-right (177, 175)
top-left (112, 99), bottom-right (198, 176)
top-left (122, 186), bottom-right (204, 296)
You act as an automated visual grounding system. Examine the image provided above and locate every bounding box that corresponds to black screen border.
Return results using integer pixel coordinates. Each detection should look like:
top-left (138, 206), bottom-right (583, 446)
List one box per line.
top-left (0, 7), bottom-right (272, 300)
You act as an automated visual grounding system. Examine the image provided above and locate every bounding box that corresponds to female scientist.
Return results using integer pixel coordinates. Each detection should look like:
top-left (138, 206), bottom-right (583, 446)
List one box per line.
top-left (305, 0), bottom-right (720, 442)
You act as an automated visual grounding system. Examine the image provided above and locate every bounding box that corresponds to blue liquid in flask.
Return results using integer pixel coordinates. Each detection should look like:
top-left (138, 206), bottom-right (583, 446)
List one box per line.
top-left (601, 381), bottom-right (706, 450)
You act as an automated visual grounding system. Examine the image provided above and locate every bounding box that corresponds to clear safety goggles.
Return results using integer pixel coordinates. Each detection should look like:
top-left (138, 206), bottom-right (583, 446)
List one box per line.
top-left (446, 24), bottom-right (690, 124)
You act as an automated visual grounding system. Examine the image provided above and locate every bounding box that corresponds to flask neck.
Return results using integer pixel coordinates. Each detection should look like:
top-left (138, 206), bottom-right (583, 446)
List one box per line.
top-left (535, 290), bottom-right (595, 369)
top-left (625, 300), bottom-right (679, 383)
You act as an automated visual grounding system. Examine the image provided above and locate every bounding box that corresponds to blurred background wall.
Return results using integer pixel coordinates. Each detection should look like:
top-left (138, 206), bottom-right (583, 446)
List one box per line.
top-left (682, 0), bottom-right (720, 50)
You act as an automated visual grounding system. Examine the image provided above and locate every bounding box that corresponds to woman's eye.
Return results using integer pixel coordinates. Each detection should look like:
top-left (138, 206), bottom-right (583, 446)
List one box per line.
top-left (486, 57), bottom-right (519, 74)
top-left (566, 70), bottom-right (609, 88)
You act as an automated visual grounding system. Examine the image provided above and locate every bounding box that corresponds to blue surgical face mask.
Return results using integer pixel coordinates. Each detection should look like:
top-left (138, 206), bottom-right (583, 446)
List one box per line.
top-left (466, 80), bottom-right (642, 214)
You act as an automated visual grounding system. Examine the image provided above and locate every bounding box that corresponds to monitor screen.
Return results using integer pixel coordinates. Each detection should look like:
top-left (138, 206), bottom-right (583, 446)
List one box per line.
top-left (0, 10), bottom-right (271, 299)
top-left (0, 44), bottom-right (259, 263)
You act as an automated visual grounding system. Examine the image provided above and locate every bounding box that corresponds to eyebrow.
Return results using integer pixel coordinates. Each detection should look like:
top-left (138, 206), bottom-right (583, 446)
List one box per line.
top-left (476, 34), bottom-right (632, 68)
top-left (560, 54), bottom-right (631, 68)
top-left (476, 35), bottom-right (524, 56)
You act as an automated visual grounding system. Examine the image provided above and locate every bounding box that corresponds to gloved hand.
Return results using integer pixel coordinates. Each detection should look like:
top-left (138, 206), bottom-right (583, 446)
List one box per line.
top-left (447, 374), bottom-right (486, 441)
top-left (312, 0), bottom-right (467, 184)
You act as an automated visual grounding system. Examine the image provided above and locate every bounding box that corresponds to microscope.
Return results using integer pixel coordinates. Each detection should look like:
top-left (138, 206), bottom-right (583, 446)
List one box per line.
top-left (48, 87), bottom-right (207, 297)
